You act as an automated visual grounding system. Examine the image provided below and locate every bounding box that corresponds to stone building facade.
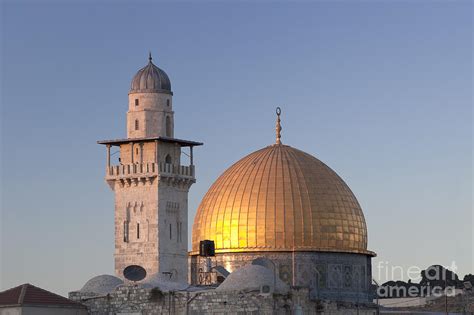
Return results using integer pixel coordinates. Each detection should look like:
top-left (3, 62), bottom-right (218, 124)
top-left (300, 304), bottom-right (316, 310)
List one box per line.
top-left (98, 55), bottom-right (202, 282)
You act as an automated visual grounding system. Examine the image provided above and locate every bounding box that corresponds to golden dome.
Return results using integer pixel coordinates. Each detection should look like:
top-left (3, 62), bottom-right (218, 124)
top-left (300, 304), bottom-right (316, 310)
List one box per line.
top-left (191, 144), bottom-right (374, 256)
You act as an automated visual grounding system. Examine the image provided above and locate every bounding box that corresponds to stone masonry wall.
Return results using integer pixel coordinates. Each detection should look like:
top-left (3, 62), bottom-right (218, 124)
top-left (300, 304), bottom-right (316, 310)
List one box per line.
top-left (70, 286), bottom-right (377, 315)
top-left (114, 181), bottom-right (159, 278)
top-left (127, 92), bottom-right (173, 138)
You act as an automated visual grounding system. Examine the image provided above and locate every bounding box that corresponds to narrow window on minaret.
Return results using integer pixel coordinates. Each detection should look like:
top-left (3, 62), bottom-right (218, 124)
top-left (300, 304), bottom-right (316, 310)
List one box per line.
top-left (135, 120), bottom-right (139, 130)
top-left (135, 99), bottom-right (139, 106)
top-left (166, 99), bottom-right (170, 107)
top-left (137, 223), bottom-right (140, 239)
top-left (169, 224), bottom-right (172, 240)
top-left (124, 221), bottom-right (129, 242)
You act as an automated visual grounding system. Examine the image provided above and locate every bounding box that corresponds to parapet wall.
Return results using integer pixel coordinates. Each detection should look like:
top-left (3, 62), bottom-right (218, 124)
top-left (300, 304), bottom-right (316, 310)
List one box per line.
top-left (69, 285), bottom-right (377, 315)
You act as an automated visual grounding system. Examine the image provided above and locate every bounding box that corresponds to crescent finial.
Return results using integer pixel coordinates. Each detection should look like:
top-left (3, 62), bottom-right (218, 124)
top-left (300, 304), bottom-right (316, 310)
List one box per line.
top-left (276, 107), bottom-right (282, 145)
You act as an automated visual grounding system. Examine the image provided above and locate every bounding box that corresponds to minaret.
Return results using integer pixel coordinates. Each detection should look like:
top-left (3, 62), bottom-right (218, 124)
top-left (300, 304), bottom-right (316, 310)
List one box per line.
top-left (98, 54), bottom-right (202, 282)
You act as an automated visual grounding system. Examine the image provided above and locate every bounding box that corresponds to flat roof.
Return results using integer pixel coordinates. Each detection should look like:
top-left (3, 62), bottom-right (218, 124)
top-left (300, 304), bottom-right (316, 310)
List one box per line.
top-left (97, 136), bottom-right (203, 147)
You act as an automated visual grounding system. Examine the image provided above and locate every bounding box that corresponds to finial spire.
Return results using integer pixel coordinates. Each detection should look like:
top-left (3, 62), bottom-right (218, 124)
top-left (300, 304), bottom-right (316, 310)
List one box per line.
top-left (148, 51), bottom-right (152, 62)
top-left (275, 107), bottom-right (282, 145)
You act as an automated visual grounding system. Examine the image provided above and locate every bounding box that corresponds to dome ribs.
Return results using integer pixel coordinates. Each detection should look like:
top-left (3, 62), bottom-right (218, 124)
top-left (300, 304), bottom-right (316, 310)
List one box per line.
top-left (261, 146), bottom-right (276, 248)
top-left (286, 148), bottom-right (313, 248)
top-left (241, 147), bottom-right (272, 248)
top-left (130, 59), bottom-right (172, 94)
top-left (286, 149), bottom-right (305, 248)
top-left (281, 147), bottom-right (295, 249)
top-left (246, 147), bottom-right (274, 248)
top-left (273, 146), bottom-right (284, 248)
top-left (228, 147), bottom-right (261, 249)
top-left (199, 155), bottom-right (239, 250)
top-left (214, 151), bottom-right (254, 250)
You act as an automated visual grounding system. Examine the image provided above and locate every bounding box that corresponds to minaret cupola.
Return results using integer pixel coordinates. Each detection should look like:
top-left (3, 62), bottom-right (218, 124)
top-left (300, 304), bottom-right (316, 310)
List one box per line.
top-left (130, 53), bottom-right (172, 94)
top-left (127, 53), bottom-right (174, 139)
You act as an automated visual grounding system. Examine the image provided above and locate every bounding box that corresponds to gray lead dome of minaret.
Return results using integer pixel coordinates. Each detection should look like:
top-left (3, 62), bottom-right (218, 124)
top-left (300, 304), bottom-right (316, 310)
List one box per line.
top-left (130, 53), bottom-right (172, 94)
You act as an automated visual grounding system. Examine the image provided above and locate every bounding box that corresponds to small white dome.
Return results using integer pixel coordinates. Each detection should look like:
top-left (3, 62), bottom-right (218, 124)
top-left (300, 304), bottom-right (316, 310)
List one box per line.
top-left (80, 275), bottom-right (123, 295)
top-left (216, 264), bottom-right (289, 294)
top-left (138, 273), bottom-right (189, 292)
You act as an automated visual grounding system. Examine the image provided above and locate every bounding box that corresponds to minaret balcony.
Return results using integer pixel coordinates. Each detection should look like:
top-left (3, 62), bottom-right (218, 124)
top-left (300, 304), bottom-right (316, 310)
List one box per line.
top-left (106, 162), bottom-right (195, 180)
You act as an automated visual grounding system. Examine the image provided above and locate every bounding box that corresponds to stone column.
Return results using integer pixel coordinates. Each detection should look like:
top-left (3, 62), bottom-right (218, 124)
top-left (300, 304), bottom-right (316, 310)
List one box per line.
top-left (106, 144), bottom-right (111, 168)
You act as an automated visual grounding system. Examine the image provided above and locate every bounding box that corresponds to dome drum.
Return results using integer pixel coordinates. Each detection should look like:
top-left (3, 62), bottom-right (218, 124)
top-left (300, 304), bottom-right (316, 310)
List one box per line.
top-left (189, 251), bottom-right (373, 302)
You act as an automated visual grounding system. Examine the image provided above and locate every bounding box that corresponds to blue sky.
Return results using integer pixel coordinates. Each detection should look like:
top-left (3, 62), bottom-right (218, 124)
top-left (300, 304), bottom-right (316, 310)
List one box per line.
top-left (1, 1), bottom-right (472, 296)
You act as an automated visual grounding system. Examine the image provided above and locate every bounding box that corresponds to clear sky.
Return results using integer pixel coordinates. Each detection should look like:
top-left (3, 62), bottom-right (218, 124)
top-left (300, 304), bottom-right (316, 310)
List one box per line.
top-left (1, 1), bottom-right (472, 296)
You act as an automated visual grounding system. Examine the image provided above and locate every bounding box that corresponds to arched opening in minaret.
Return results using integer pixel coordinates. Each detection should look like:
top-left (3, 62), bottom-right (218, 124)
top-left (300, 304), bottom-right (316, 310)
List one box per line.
top-left (165, 154), bottom-right (172, 164)
top-left (135, 119), bottom-right (139, 130)
top-left (166, 116), bottom-right (172, 137)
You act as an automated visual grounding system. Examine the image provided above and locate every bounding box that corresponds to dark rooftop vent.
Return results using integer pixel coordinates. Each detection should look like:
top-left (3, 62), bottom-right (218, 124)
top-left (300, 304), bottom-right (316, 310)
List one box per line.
top-left (199, 240), bottom-right (215, 257)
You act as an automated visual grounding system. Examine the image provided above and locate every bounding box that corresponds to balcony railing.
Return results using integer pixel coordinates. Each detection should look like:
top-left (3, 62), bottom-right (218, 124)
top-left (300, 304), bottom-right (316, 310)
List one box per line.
top-left (106, 162), bottom-right (194, 178)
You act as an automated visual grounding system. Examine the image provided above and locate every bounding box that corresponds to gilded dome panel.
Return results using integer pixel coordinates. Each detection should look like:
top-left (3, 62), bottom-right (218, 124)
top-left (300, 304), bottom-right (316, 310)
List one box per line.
top-left (191, 144), bottom-right (374, 255)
